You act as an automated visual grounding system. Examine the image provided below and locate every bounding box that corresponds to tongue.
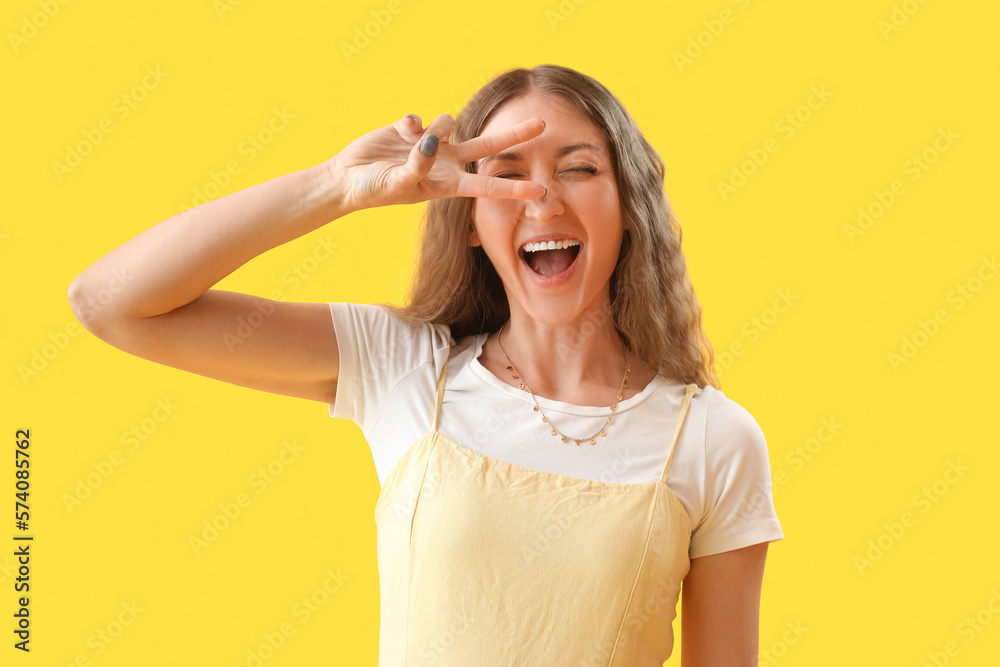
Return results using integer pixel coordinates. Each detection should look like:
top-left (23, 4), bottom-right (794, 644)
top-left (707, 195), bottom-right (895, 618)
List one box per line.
top-left (528, 248), bottom-right (576, 276)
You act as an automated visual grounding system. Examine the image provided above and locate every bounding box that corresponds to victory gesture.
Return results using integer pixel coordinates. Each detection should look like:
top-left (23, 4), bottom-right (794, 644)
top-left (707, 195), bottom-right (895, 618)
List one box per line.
top-left (331, 112), bottom-right (547, 212)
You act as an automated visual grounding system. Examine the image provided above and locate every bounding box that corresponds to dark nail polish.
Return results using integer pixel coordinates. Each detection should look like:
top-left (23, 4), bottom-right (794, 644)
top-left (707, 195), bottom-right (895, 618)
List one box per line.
top-left (420, 134), bottom-right (439, 157)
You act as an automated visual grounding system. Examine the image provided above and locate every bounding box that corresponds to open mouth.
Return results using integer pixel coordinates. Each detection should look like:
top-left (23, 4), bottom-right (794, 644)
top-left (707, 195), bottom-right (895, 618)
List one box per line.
top-left (519, 239), bottom-right (582, 277)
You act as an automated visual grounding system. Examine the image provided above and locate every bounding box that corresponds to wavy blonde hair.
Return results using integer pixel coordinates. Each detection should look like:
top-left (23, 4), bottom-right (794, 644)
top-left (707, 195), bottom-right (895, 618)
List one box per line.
top-left (382, 64), bottom-right (719, 389)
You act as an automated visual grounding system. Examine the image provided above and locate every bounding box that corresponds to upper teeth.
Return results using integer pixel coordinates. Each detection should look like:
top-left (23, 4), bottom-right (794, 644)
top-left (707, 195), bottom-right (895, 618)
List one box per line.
top-left (521, 239), bottom-right (581, 253)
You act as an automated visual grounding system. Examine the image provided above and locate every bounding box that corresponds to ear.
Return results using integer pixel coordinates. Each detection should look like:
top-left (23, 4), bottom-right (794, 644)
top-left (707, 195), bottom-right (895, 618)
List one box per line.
top-left (622, 214), bottom-right (632, 231)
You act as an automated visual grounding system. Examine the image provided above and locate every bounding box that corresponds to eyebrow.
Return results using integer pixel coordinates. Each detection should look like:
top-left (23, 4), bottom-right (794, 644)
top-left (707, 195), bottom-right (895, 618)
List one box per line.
top-left (478, 142), bottom-right (604, 166)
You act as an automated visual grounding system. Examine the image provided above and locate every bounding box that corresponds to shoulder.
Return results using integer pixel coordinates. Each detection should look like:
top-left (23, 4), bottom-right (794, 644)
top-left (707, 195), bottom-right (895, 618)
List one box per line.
top-left (328, 305), bottom-right (459, 469)
top-left (686, 385), bottom-right (783, 557)
top-left (327, 302), bottom-right (453, 415)
top-left (701, 385), bottom-right (767, 450)
top-left (698, 385), bottom-right (773, 487)
top-left (328, 302), bottom-right (452, 365)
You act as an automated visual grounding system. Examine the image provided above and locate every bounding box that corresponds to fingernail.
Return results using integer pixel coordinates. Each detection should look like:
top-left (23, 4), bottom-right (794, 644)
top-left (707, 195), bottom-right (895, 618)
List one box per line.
top-left (420, 134), bottom-right (439, 157)
top-left (405, 113), bottom-right (420, 124)
top-left (540, 119), bottom-right (546, 129)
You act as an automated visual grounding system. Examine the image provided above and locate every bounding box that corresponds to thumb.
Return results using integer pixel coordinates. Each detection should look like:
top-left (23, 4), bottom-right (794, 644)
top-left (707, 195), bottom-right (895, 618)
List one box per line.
top-left (394, 130), bottom-right (440, 190)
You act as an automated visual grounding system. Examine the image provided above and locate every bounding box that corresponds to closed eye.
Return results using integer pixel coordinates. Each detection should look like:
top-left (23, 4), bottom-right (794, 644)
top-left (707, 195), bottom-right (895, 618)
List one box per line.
top-left (494, 167), bottom-right (598, 179)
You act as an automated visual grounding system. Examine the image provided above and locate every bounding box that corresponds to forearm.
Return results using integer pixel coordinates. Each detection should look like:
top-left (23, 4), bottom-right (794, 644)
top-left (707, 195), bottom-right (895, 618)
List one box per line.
top-left (69, 159), bottom-right (349, 324)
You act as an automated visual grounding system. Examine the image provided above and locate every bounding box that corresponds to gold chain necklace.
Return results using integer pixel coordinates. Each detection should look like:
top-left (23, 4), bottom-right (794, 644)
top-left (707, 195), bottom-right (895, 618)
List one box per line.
top-left (496, 322), bottom-right (630, 446)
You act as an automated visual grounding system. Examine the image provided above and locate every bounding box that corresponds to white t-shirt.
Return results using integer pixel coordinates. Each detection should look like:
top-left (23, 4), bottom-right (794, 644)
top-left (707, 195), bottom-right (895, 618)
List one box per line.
top-left (328, 302), bottom-right (783, 559)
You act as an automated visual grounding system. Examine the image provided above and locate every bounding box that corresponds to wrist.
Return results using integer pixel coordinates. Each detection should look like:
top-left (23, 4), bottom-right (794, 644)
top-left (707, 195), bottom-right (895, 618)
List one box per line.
top-left (318, 155), bottom-right (359, 218)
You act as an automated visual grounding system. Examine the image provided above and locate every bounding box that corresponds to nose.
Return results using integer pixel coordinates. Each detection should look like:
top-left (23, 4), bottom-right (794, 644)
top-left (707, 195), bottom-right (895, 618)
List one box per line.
top-left (523, 178), bottom-right (565, 222)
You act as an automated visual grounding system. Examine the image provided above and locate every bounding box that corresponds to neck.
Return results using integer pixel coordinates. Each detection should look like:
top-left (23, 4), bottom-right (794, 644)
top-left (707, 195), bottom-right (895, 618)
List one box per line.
top-left (495, 298), bottom-right (641, 401)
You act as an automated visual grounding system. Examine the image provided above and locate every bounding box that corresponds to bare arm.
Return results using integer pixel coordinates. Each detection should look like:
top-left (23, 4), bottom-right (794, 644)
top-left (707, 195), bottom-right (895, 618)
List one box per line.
top-left (68, 113), bottom-right (546, 403)
top-left (681, 542), bottom-right (769, 666)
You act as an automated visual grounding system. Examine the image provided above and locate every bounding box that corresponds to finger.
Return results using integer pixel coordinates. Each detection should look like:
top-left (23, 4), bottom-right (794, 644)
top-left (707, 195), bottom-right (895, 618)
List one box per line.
top-left (454, 117), bottom-right (545, 164)
top-left (393, 115), bottom-right (455, 190)
top-left (393, 113), bottom-right (423, 137)
top-left (423, 113), bottom-right (456, 144)
top-left (455, 173), bottom-right (546, 200)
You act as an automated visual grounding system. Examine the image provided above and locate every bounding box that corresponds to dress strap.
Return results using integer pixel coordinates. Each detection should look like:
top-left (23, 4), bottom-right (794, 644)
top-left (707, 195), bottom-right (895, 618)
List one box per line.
top-left (659, 383), bottom-right (700, 483)
top-left (430, 337), bottom-right (456, 433)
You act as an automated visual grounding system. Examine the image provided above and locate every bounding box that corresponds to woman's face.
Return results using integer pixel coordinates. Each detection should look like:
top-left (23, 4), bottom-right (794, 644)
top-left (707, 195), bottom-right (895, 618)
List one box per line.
top-left (470, 91), bottom-right (625, 327)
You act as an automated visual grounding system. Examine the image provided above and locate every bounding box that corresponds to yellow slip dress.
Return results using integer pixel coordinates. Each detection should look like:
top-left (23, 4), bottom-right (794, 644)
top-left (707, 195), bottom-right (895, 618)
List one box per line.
top-left (375, 342), bottom-right (697, 666)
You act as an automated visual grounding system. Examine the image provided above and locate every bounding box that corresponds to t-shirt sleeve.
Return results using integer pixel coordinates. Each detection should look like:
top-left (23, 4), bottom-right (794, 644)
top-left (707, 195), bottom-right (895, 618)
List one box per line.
top-left (688, 389), bottom-right (784, 559)
top-left (326, 302), bottom-right (450, 436)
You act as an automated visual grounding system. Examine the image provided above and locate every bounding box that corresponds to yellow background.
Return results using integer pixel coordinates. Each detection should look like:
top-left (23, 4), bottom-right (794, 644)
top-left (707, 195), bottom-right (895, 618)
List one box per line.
top-left (3, 0), bottom-right (999, 664)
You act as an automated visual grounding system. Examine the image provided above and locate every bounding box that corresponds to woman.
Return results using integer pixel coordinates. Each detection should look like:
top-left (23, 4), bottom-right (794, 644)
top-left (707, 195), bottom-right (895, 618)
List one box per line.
top-left (69, 65), bottom-right (782, 665)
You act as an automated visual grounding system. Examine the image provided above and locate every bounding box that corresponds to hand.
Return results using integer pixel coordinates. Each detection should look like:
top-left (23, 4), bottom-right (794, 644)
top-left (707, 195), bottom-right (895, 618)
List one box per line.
top-left (328, 112), bottom-right (546, 212)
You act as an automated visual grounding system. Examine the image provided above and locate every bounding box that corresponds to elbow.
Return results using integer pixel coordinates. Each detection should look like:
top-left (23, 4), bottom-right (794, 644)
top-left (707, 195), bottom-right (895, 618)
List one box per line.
top-left (67, 273), bottom-right (94, 329)
top-left (66, 274), bottom-right (96, 333)
top-left (68, 267), bottom-right (148, 350)
top-left (67, 271), bottom-right (118, 338)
